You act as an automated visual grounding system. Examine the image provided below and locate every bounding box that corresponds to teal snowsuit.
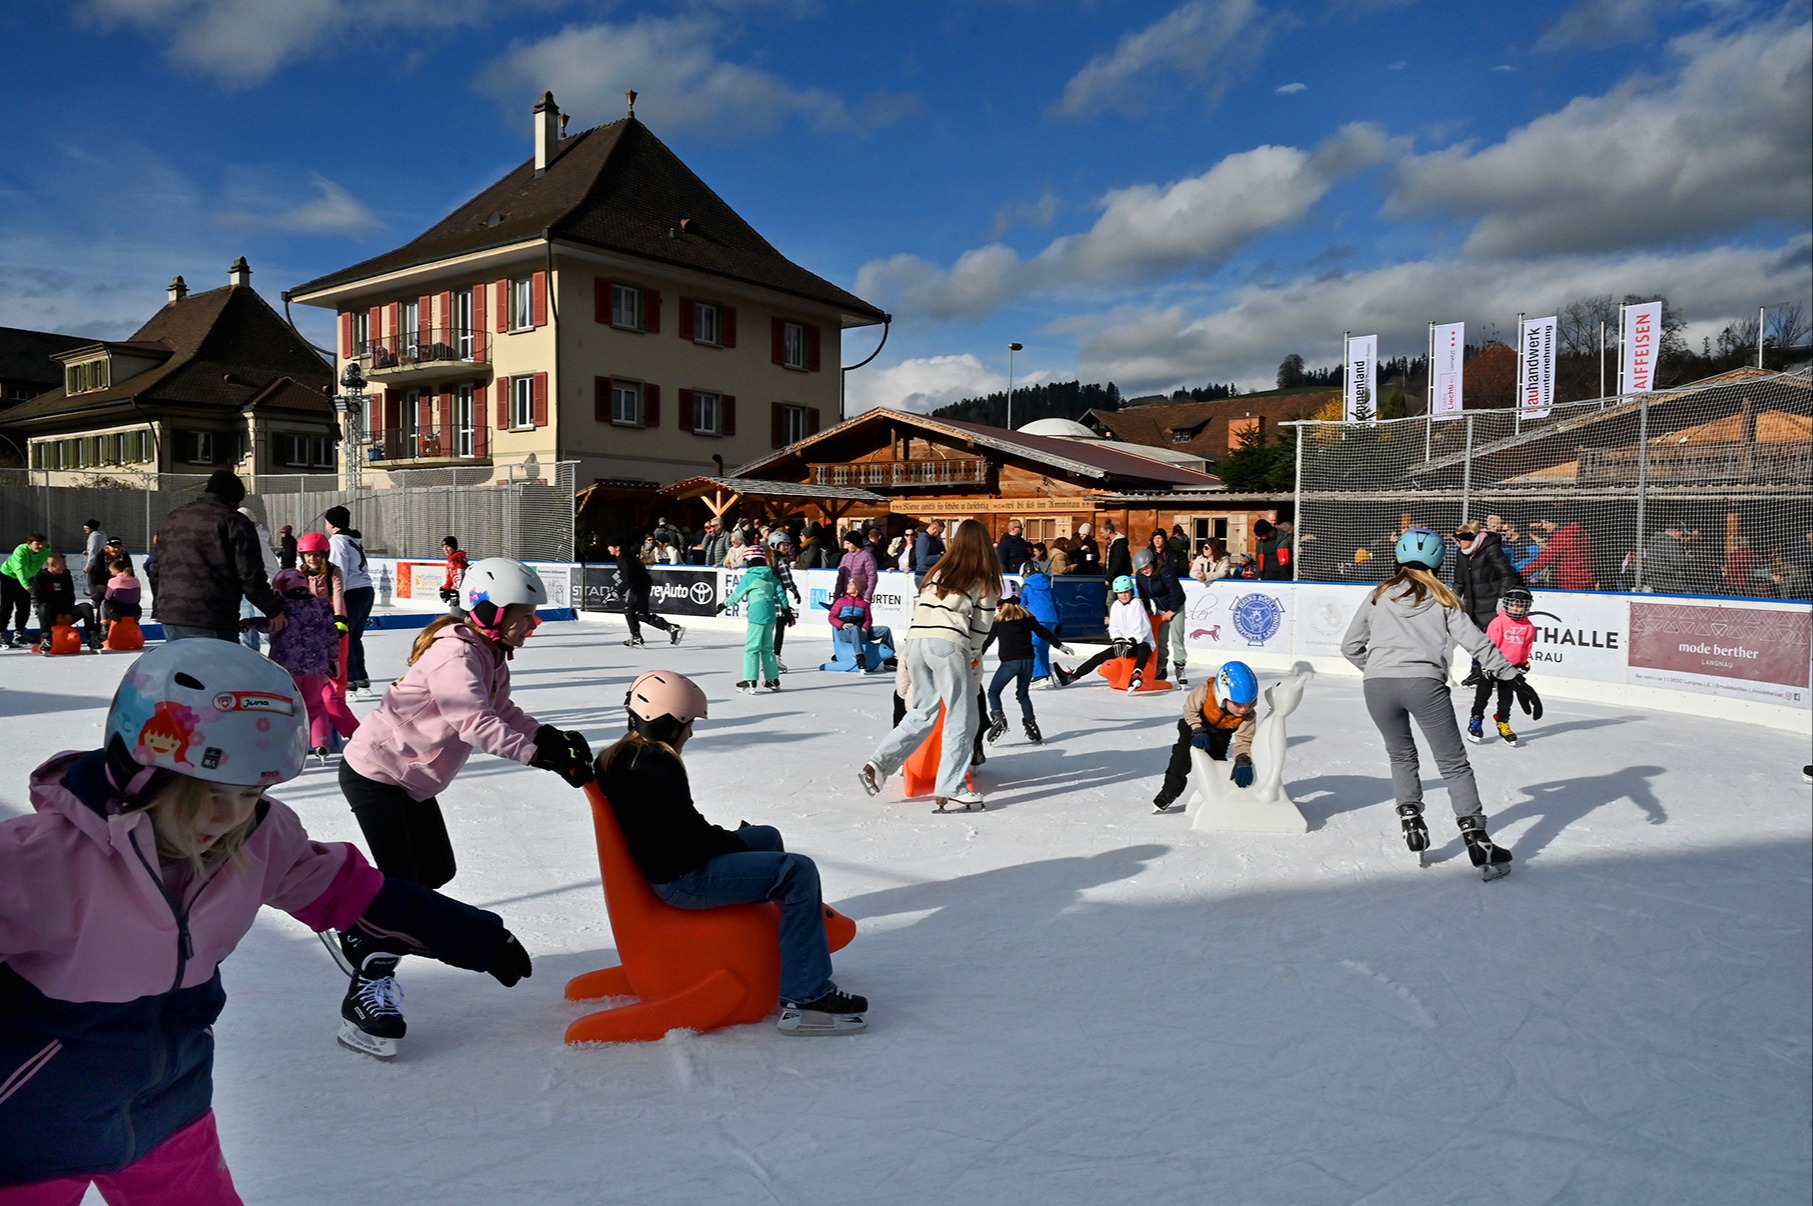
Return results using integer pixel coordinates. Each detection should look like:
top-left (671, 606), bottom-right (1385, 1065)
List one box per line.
top-left (725, 564), bottom-right (781, 683)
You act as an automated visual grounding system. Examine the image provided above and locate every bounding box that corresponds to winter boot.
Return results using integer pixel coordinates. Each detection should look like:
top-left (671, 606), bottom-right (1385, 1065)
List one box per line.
top-left (337, 931), bottom-right (406, 1058)
top-left (1466, 715), bottom-right (1485, 743)
top-left (0, 631), bottom-right (12, 650)
top-left (1458, 815), bottom-right (1513, 881)
top-left (1397, 803), bottom-right (1429, 858)
top-left (1495, 717), bottom-right (1517, 744)
top-left (1022, 718), bottom-right (1043, 745)
top-left (985, 710), bottom-right (1009, 744)
top-left (777, 987), bottom-right (869, 1036)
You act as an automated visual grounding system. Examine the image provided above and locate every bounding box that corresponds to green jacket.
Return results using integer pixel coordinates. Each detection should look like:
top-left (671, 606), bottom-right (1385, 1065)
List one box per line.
top-left (2, 543), bottom-right (49, 592)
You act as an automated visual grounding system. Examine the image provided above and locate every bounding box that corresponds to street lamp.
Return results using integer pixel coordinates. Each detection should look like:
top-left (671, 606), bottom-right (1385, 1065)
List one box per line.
top-left (1006, 343), bottom-right (1023, 430)
top-left (332, 361), bottom-right (368, 492)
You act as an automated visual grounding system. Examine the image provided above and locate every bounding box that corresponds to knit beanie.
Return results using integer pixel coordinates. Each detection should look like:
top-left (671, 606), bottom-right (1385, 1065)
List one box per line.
top-left (204, 470), bottom-right (246, 505)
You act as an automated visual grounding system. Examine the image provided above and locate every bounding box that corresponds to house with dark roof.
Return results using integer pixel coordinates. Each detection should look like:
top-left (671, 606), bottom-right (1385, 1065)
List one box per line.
top-left (0, 326), bottom-right (92, 408)
top-left (0, 262), bottom-right (335, 481)
top-left (1082, 389), bottom-right (1339, 464)
top-left (289, 92), bottom-right (887, 489)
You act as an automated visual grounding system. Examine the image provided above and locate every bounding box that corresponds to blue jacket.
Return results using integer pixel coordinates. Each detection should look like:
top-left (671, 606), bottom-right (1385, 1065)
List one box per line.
top-left (1135, 565), bottom-right (1187, 615)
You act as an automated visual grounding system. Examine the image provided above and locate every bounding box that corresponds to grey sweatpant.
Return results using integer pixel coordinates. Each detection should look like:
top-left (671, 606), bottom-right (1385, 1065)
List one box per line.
top-left (1362, 676), bottom-right (1484, 820)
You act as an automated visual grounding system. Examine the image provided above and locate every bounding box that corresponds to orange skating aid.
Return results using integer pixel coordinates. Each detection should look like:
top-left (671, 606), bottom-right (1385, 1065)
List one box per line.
top-left (899, 703), bottom-right (976, 799)
top-left (103, 616), bottom-right (145, 652)
top-left (1099, 650), bottom-right (1174, 692)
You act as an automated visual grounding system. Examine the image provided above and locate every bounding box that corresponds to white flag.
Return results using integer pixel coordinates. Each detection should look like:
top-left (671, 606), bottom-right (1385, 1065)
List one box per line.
top-left (1621, 300), bottom-right (1663, 394)
top-left (1519, 315), bottom-right (1557, 419)
top-left (1431, 322), bottom-right (1464, 417)
top-left (1344, 334), bottom-right (1378, 422)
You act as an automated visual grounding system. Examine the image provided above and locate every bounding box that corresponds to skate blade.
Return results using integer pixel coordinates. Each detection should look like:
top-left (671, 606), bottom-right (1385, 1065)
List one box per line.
top-left (1480, 863), bottom-right (1512, 882)
top-left (336, 1019), bottom-right (399, 1059)
top-left (319, 929), bottom-right (356, 977)
top-left (856, 766), bottom-right (882, 797)
top-left (777, 1008), bottom-right (868, 1036)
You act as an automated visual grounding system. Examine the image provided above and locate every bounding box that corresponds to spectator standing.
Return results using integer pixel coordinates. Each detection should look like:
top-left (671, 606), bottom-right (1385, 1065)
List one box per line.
top-left (1166, 525), bottom-right (1191, 576)
top-left (912, 520), bottom-right (946, 577)
top-left (1101, 520), bottom-right (1131, 582)
top-left (322, 505), bottom-right (374, 689)
top-left (1642, 525), bottom-right (1692, 594)
top-left (278, 524), bottom-right (299, 570)
top-left (80, 520), bottom-right (108, 613)
top-left (1523, 517), bottom-right (1595, 590)
top-left (996, 519), bottom-right (1030, 575)
top-left (651, 516), bottom-right (683, 554)
top-left (1252, 519), bottom-right (1293, 580)
top-left (1192, 538), bottom-right (1231, 582)
top-left (701, 518), bottom-right (731, 568)
top-left (149, 472), bottom-right (286, 643)
top-left (834, 529), bottom-right (879, 603)
top-left (1, 532), bottom-right (50, 649)
top-left (1047, 536), bottom-right (1074, 576)
top-left (1072, 522), bottom-right (1101, 575)
top-left (863, 524), bottom-right (889, 571)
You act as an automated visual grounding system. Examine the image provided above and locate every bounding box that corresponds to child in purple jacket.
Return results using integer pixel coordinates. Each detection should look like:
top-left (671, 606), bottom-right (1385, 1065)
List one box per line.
top-left (0, 641), bottom-right (531, 1200)
top-left (250, 568), bottom-right (359, 763)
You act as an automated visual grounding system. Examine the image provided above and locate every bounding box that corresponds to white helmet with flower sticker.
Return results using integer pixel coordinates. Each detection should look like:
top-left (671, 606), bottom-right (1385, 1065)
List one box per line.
top-left (105, 641), bottom-right (307, 788)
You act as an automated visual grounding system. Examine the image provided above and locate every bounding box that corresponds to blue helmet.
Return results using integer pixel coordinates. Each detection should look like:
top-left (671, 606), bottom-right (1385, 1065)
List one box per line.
top-left (1394, 527), bottom-right (1445, 569)
top-left (1216, 661), bottom-right (1258, 707)
top-left (1111, 574), bottom-right (1136, 594)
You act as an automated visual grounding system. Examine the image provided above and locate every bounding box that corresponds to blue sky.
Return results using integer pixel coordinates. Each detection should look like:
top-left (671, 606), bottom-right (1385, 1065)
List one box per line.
top-left (2, 0), bottom-right (1807, 415)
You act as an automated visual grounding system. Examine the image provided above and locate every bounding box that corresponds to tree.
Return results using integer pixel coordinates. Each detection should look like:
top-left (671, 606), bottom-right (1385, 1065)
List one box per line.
top-left (1212, 421), bottom-right (1287, 491)
top-left (1464, 341), bottom-right (1516, 410)
top-left (1276, 354), bottom-right (1305, 389)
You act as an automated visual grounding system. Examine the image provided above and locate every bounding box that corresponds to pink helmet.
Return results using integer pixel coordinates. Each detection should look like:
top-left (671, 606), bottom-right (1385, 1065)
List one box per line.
top-left (625, 670), bottom-right (708, 746)
top-left (271, 568), bottom-right (309, 595)
top-left (296, 532), bottom-right (330, 554)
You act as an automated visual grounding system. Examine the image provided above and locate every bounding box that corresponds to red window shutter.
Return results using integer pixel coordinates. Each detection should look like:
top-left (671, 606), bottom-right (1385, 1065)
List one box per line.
top-left (419, 392), bottom-right (434, 434)
top-left (438, 390), bottom-right (453, 444)
top-left (722, 394), bottom-right (737, 436)
top-left (644, 383), bottom-right (660, 428)
top-left (339, 313), bottom-right (353, 358)
top-left (771, 317), bottom-right (785, 365)
top-left (594, 277), bottom-right (612, 324)
top-left (644, 288), bottom-right (661, 334)
top-left (495, 378), bottom-right (509, 429)
top-left (677, 296), bottom-right (694, 341)
top-left (806, 324), bottom-right (822, 372)
top-left (678, 389), bottom-right (695, 433)
top-left (438, 291), bottom-right (451, 342)
top-left (594, 376), bottom-right (611, 423)
top-left (723, 305), bottom-right (737, 348)
top-left (367, 306), bottom-right (381, 345)
top-left (531, 271), bottom-right (548, 328)
top-left (808, 406), bottom-right (821, 435)
top-left (370, 391), bottom-right (385, 438)
top-left (494, 282), bottom-right (508, 333)
top-left (532, 372), bottom-right (548, 427)
top-left (771, 402), bottom-right (785, 449)
top-left (417, 295), bottom-right (432, 334)
top-left (383, 389), bottom-right (402, 435)
top-left (472, 286), bottom-right (487, 358)
top-left (387, 303), bottom-right (400, 344)
top-left (475, 418), bottom-right (488, 458)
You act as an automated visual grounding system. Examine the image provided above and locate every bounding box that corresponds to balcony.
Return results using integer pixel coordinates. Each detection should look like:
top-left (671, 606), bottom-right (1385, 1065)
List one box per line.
top-left (359, 324), bottom-right (487, 384)
top-left (367, 421), bottom-right (490, 465)
top-left (809, 458), bottom-right (989, 489)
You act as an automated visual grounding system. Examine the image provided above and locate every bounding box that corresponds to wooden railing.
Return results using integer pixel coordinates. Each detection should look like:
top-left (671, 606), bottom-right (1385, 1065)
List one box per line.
top-left (809, 459), bottom-right (988, 488)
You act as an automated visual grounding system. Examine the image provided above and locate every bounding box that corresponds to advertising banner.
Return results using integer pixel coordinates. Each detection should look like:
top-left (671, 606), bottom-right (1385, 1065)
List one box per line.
top-left (1293, 584), bottom-right (1369, 658)
top-left (1620, 300), bottom-right (1663, 394)
top-left (1343, 334), bottom-right (1378, 422)
top-left (1627, 600), bottom-right (1812, 705)
top-left (407, 563), bottom-right (445, 602)
top-left (1519, 315), bottom-right (1557, 420)
top-left (578, 565), bottom-right (720, 616)
top-left (1524, 590), bottom-right (1627, 683)
top-left (1180, 580), bottom-right (1295, 656)
top-left (1431, 322), bottom-right (1464, 417)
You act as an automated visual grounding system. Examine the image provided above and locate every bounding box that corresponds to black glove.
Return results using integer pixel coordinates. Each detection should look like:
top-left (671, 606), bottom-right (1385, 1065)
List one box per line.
top-left (530, 724), bottom-right (594, 786)
top-left (439, 587), bottom-right (458, 604)
top-left (1460, 665), bottom-right (1484, 687)
top-left (713, 603), bottom-right (727, 615)
top-left (1230, 753), bottom-right (1255, 788)
top-left (1190, 728), bottom-right (1213, 752)
top-left (1509, 675), bottom-right (1544, 720)
top-left (783, 611), bottom-right (798, 628)
top-left (487, 932), bottom-right (533, 986)
top-left (334, 614), bottom-right (349, 633)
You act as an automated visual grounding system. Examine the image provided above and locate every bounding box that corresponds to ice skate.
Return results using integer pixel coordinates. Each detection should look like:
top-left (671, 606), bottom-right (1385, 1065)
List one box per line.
top-left (1495, 718), bottom-right (1517, 745)
top-left (1466, 715), bottom-right (1485, 743)
top-left (857, 761), bottom-right (886, 797)
top-left (777, 987), bottom-right (868, 1036)
top-left (622, 636), bottom-right (645, 647)
top-left (1173, 670), bottom-right (1188, 687)
top-left (763, 679), bottom-right (781, 692)
top-left (1052, 664), bottom-right (1075, 687)
top-left (0, 631), bottom-right (13, 650)
top-left (1126, 671), bottom-right (1143, 694)
top-left (1022, 718), bottom-right (1043, 745)
top-left (776, 658), bottom-right (788, 673)
top-left (1459, 815), bottom-right (1513, 881)
top-left (1804, 764), bottom-right (1812, 783)
top-left (736, 680), bottom-right (756, 694)
top-left (310, 745), bottom-right (330, 767)
top-left (985, 710), bottom-right (1009, 744)
top-left (1398, 803), bottom-right (1430, 865)
top-left (933, 789), bottom-right (985, 813)
top-left (669, 625), bottom-right (685, 645)
top-left (337, 932), bottom-right (405, 1059)
top-left (1153, 790), bottom-right (1180, 814)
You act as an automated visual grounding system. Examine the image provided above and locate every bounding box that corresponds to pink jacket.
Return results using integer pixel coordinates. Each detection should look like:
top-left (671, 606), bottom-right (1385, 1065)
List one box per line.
top-left (1, 752), bottom-right (380, 1005)
top-left (343, 622), bottom-right (540, 799)
top-left (1485, 613), bottom-right (1537, 669)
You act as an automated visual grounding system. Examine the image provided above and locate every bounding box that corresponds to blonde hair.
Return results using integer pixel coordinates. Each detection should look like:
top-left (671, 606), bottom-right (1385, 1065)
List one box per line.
top-left (924, 518), bottom-right (1002, 602)
top-left (1369, 565), bottom-right (1464, 610)
top-left (147, 774), bottom-right (257, 879)
top-left (997, 599), bottom-right (1028, 623)
top-left (408, 614), bottom-right (467, 664)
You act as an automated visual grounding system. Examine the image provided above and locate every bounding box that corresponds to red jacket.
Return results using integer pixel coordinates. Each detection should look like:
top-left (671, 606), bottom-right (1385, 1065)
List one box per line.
top-left (1525, 522), bottom-right (1595, 590)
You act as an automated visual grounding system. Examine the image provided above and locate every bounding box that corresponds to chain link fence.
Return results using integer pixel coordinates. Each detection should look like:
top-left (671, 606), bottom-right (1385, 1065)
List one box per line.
top-left (0, 462), bottom-right (578, 562)
top-left (1288, 368), bottom-right (1813, 600)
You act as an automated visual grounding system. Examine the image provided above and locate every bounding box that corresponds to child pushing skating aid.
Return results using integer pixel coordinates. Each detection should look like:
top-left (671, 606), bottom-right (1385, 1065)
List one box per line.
top-left (1150, 661), bottom-right (1258, 812)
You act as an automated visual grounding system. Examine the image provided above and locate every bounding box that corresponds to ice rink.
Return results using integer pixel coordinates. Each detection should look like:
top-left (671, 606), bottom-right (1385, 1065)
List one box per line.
top-left (3, 618), bottom-right (1808, 1205)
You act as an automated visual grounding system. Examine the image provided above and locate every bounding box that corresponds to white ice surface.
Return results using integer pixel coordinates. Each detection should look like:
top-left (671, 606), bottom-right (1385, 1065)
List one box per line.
top-left (1, 620), bottom-right (1808, 1205)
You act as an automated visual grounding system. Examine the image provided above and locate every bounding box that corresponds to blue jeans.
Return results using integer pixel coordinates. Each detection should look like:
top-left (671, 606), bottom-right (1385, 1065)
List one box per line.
top-left (651, 825), bottom-right (834, 1004)
top-left (988, 658), bottom-right (1035, 721)
top-left (239, 597), bottom-right (262, 652)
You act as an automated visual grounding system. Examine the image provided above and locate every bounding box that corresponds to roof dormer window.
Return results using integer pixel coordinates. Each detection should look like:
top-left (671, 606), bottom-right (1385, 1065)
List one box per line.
top-left (65, 358), bottom-right (109, 395)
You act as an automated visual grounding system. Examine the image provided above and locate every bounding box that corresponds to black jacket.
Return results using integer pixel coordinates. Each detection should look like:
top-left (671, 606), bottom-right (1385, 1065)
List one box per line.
top-left (1072, 535), bottom-right (1101, 575)
top-left (602, 743), bottom-right (749, 884)
top-left (147, 493), bottom-right (282, 628)
top-left (984, 614), bottom-right (1062, 661)
top-left (996, 532), bottom-right (1031, 574)
top-left (1255, 533), bottom-right (1292, 580)
top-left (1453, 532), bottom-right (1524, 629)
top-left (1135, 565), bottom-right (1188, 614)
top-left (30, 568), bottom-right (79, 623)
top-left (1104, 535), bottom-right (1131, 582)
top-left (615, 550), bottom-right (653, 596)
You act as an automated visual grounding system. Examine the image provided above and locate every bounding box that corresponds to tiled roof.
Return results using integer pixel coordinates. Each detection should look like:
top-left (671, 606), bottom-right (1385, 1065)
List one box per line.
top-left (0, 326), bottom-right (92, 388)
top-left (292, 117), bottom-right (886, 324)
top-left (662, 475), bottom-right (886, 502)
top-left (0, 285), bottom-right (331, 425)
top-left (1085, 392), bottom-right (1336, 462)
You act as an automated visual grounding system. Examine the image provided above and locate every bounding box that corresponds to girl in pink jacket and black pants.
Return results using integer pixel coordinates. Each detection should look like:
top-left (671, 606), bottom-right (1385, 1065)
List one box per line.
top-left (331, 559), bottom-right (592, 1048)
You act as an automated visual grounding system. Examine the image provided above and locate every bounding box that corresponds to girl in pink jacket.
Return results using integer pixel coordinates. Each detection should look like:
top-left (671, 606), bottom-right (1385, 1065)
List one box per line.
top-left (331, 559), bottom-right (592, 1046)
top-left (0, 642), bottom-right (531, 1202)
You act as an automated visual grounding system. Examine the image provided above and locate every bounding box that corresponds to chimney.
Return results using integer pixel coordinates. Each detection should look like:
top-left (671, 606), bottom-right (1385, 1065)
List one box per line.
top-left (228, 257), bottom-right (252, 288)
top-left (534, 91), bottom-right (560, 175)
top-left (167, 275), bottom-right (187, 304)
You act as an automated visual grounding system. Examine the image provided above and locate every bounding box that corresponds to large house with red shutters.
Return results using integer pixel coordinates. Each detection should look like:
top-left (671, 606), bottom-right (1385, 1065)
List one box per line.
top-left (290, 92), bottom-right (887, 489)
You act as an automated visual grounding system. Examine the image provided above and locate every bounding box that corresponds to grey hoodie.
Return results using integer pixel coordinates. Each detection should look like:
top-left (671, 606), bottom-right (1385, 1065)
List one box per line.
top-left (1342, 585), bottom-right (1516, 681)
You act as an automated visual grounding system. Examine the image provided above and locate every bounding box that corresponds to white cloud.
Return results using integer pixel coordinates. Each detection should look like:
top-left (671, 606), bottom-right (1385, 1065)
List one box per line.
top-left (991, 190), bottom-right (1062, 237)
top-left (857, 123), bottom-right (1403, 320)
top-left (1071, 237), bottom-right (1813, 394)
top-left (216, 175), bottom-right (381, 236)
top-left (1391, 18), bottom-right (1813, 257)
top-left (1536, 0), bottom-right (1659, 52)
top-left (1052, 0), bottom-right (1272, 120)
top-left (1275, 82), bottom-right (1307, 95)
top-left (81, 0), bottom-right (492, 85)
top-left (1491, 64), bottom-right (1515, 72)
top-left (843, 354), bottom-right (1006, 416)
top-left (477, 17), bottom-right (914, 138)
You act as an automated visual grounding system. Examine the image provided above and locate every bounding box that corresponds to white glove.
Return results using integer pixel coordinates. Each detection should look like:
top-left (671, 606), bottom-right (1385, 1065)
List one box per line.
top-left (1056, 643), bottom-right (1075, 656)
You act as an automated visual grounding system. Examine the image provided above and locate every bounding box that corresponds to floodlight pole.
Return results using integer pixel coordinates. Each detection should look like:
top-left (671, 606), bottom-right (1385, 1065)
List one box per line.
top-left (1006, 342), bottom-right (1022, 430)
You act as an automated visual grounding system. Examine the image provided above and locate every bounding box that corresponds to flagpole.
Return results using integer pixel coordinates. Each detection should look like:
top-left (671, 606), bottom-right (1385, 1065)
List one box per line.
top-left (1514, 311), bottom-right (1526, 435)
top-left (1342, 331), bottom-right (1351, 423)
top-left (1424, 320), bottom-right (1434, 461)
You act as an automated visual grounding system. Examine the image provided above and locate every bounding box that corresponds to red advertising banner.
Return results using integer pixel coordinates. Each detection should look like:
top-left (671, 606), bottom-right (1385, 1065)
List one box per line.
top-left (1627, 601), bottom-right (1812, 705)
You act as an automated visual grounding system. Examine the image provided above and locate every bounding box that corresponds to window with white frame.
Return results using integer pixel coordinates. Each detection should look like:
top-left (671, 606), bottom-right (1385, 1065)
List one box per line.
top-left (65, 359), bottom-right (109, 394)
top-left (401, 389), bottom-right (420, 451)
top-left (352, 310), bottom-right (370, 355)
top-left (782, 321), bottom-right (807, 369)
top-left (779, 403), bottom-right (810, 445)
top-left (137, 430), bottom-right (154, 463)
top-left (402, 299), bottom-right (420, 355)
top-left (612, 283), bottom-right (642, 330)
top-left (693, 301), bottom-right (721, 346)
top-left (692, 391), bottom-right (721, 435)
top-left (512, 376), bottom-right (534, 429)
top-left (455, 290), bottom-right (473, 358)
top-left (185, 432), bottom-right (213, 464)
top-left (312, 436), bottom-right (334, 467)
top-left (509, 277), bottom-right (533, 331)
top-left (611, 380), bottom-right (643, 426)
top-left (455, 384), bottom-right (475, 456)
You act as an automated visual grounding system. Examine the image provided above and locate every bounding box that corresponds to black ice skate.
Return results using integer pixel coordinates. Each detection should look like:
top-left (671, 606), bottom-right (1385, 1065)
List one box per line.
top-left (1023, 718), bottom-right (1042, 744)
top-left (622, 636), bottom-right (645, 647)
top-left (1153, 789), bottom-right (1180, 814)
top-left (338, 933), bottom-right (406, 1059)
top-left (669, 625), bottom-right (685, 645)
top-left (1398, 803), bottom-right (1430, 866)
top-left (1053, 664), bottom-right (1076, 687)
top-left (777, 987), bottom-right (869, 1036)
top-left (1458, 815), bottom-right (1513, 882)
top-left (985, 709), bottom-right (1009, 744)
